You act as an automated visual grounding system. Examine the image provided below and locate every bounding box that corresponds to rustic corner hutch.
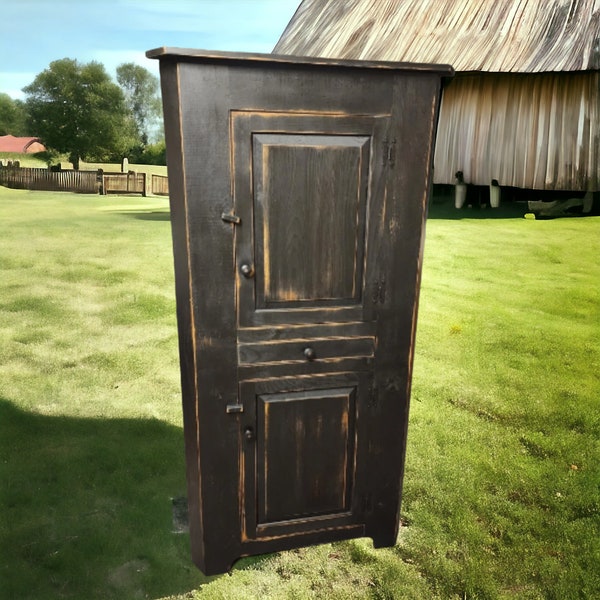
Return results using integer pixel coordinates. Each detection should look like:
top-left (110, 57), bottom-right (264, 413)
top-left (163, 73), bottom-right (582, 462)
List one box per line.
top-left (147, 47), bottom-right (452, 575)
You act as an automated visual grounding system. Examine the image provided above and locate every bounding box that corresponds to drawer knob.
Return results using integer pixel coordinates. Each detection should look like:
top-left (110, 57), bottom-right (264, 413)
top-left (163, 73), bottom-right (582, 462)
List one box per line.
top-left (303, 347), bottom-right (316, 360)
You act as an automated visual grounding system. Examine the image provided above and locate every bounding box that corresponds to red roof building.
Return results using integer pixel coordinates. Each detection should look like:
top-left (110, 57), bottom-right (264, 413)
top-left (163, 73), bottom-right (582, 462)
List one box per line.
top-left (0, 135), bottom-right (46, 154)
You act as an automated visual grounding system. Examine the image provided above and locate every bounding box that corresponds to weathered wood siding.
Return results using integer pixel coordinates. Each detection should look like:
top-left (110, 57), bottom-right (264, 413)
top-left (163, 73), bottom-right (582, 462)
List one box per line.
top-left (434, 72), bottom-right (600, 190)
top-left (275, 0), bottom-right (600, 73)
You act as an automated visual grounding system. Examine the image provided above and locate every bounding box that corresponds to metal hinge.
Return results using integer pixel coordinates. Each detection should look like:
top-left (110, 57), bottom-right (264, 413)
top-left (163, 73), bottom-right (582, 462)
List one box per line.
top-left (383, 139), bottom-right (396, 167)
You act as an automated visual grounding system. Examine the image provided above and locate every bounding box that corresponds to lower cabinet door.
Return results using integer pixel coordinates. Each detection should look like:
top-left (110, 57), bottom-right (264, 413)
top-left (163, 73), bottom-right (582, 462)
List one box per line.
top-left (240, 372), bottom-right (370, 541)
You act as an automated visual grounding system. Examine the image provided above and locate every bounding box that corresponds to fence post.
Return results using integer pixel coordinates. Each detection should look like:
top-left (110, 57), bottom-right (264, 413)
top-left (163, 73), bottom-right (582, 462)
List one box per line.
top-left (98, 169), bottom-right (105, 195)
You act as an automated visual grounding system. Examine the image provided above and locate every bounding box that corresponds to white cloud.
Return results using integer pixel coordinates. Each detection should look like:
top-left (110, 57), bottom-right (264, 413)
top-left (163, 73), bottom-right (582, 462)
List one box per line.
top-left (0, 72), bottom-right (37, 100)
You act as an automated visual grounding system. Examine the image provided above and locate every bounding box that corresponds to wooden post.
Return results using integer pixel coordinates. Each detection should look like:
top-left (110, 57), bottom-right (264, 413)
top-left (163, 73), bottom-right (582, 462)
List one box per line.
top-left (490, 179), bottom-right (501, 208)
top-left (454, 170), bottom-right (467, 208)
top-left (98, 169), bottom-right (105, 195)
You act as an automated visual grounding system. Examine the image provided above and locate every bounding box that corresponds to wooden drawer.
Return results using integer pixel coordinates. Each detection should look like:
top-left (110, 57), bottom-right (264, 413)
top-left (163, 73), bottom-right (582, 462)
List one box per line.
top-left (237, 336), bottom-right (375, 365)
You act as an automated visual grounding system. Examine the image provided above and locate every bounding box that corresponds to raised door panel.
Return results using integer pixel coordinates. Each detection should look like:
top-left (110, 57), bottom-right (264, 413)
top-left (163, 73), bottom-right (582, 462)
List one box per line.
top-left (232, 111), bottom-right (389, 327)
top-left (253, 133), bottom-right (368, 306)
top-left (258, 387), bottom-right (354, 522)
top-left (241, 373), bottom-right (368, 540)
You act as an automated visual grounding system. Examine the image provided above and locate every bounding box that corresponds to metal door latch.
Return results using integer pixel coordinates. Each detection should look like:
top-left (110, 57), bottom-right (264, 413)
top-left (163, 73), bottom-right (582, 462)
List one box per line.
top-left (221, 212), bottom-right (241, 224)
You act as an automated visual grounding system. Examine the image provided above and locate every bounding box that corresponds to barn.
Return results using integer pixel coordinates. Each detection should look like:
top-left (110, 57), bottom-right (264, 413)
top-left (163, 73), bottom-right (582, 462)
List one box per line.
top-left (275, 0), bottom-right (600, 208)
top-left (0, 135), bottom-right (46, 154)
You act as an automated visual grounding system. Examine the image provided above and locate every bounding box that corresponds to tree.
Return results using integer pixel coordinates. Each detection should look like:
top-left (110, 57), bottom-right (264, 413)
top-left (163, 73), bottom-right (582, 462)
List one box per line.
top-left (116, 63), bottom-right (162, 146)
top-left (0, 93), bottom-right (28, 136)
top-left (23, 58), bottom-right (136, 169)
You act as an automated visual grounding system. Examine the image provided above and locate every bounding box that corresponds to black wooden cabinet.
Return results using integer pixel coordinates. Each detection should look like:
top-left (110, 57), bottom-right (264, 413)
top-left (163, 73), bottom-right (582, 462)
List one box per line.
top-left (147, 47), bottom-right (452, 575)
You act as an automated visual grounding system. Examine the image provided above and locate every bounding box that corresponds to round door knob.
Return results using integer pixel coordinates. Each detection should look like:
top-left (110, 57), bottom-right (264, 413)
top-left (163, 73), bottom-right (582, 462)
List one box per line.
top-left (240, 263), bottom-right (254, 278)
top-left (303, 347), bottom-right (316, 360)
top-left (244, 427), bottom-right (255, 442)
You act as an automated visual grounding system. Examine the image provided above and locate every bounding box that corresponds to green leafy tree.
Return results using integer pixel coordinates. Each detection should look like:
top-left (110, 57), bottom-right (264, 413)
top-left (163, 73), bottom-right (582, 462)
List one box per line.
top-left (136, 140), bottom-right (166, 165)
top-left (116, 63), bottom-right (162, 146)
top-left (0, 93), bottom-right (28, 136)
top-left (23, 58), bottom-right (136, 169)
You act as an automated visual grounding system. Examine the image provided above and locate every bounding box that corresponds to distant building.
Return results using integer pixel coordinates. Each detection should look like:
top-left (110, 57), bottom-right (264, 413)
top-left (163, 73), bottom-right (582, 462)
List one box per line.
top-left (275, 0), bottom-right (600, 193)
top-left (0, 135), bottom-right (46, 154)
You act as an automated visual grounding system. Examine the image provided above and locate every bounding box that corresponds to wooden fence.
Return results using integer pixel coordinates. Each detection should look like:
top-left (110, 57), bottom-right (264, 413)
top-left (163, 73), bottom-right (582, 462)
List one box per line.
top-left (101, 171), bottom-right (146, 196)
top-left (0, 165), bottom-right (99, 193)
top-left (1, 165), bottom-right (170, 196)
top-left (151, 174), bottom-right (169, 196)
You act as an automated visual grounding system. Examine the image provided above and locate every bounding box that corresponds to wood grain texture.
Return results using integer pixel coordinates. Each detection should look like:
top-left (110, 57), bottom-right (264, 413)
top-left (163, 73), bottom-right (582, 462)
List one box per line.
top-left (258, 386), bottom-right (355, 522)
top-left (240, 373), bottom-right (366, 540)
top-left (238, 336), bottom-right (375, 365)
top-left (274, 0), bottom-right (600, 72)
top-left (254, 134), bottom-right (369, 304)
top-left (434, 72), bottom-right (600, 189)
top-left (232, 110), bottom-right (390, 327)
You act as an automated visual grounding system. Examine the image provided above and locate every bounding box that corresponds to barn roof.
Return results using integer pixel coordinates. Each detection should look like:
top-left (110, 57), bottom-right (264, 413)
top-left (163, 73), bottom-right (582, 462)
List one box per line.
top-left (0, 135), bottom-right (45, 153)
top-left (275, 0), bottom-right (600, 73)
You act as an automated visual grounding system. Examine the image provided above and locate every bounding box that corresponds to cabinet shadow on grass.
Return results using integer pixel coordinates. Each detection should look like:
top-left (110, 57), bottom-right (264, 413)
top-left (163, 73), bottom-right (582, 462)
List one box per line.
top-left (0, 398), bottom-right (212, 599)
top-left (111, 209), bottom-right (171, 222)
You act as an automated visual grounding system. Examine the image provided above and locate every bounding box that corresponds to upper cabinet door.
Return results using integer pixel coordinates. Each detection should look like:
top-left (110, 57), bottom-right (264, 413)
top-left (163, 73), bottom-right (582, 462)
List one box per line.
top-left (232, 111), bottom-right (389, 328)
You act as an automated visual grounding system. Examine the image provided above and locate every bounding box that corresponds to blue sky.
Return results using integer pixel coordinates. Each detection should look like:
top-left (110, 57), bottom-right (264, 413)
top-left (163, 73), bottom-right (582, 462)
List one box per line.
top-left (0, 0), bottom-right (300, 99)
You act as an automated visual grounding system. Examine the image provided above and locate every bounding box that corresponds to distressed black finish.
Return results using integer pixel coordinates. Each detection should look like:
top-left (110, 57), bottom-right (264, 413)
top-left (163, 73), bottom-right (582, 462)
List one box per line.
top-left (147, 47), bottom-right (453, 575)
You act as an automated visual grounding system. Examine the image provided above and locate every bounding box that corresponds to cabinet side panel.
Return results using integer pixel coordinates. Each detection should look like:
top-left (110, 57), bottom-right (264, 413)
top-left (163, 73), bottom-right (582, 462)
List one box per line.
top-left (159, 60), bottom-right (206, 568)
top-left (365, 73), bottom-right (445, 546)
top-left (176, 61), bottom-right (242, 574)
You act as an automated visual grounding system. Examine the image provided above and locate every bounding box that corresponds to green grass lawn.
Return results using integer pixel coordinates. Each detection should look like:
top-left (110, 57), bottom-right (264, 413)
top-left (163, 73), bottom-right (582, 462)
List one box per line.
top-left (1, 187), bottom-right (598, 599)
top-left (0, 152), bottom-right (48, 168)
